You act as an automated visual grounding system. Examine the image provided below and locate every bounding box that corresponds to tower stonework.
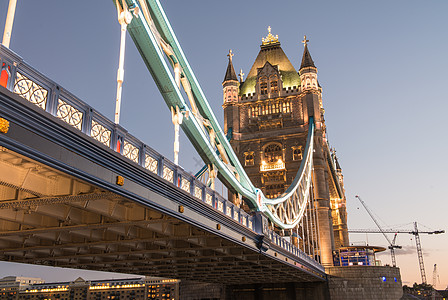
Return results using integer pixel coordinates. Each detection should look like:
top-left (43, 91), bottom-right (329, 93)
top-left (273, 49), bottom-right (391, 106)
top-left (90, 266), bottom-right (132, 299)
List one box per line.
top-left (222, 30), bottom-right (349, 267)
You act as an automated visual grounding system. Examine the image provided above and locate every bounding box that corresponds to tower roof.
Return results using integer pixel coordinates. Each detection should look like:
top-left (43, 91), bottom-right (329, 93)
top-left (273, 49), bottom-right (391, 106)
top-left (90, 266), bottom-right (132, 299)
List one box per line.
top-left (239, 28), bottom-right (301, 95)
top-left (223, 49), bottom-right (238, 83)
top-left (300, 37), bottom-right (316, 69)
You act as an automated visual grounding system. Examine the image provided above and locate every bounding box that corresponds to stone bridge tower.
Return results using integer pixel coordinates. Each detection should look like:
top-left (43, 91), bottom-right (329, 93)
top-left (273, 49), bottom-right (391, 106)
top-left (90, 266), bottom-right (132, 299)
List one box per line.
top-left (222, 29), bottom-right (349, 267)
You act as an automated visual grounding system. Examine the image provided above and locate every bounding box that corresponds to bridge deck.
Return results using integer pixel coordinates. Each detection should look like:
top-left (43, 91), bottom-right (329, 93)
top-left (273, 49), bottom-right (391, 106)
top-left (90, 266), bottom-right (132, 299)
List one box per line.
top-left (0, 149), bottom-right (312, 283)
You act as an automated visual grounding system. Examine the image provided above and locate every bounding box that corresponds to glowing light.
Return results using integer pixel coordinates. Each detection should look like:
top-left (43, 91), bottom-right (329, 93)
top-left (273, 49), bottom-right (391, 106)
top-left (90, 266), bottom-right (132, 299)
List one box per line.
top-left (25, 287), bottom-right (68, 293)
top-left (260, 160), bottom-right (285, 172)
top-left (0, 118), bottom-right (9, 133)
top-left (89, 284), bottom-right (143, 290)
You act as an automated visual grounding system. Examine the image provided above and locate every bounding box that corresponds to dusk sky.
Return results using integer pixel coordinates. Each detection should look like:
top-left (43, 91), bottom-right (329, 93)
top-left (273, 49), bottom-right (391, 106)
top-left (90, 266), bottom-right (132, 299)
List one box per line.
top-left (1, 0), bottom-right (447, 289)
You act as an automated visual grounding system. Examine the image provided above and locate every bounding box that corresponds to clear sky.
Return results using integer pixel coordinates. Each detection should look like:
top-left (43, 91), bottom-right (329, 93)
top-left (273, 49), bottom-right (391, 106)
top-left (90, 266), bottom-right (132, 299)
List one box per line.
top-left (1, 0), bottom-right (447, 289)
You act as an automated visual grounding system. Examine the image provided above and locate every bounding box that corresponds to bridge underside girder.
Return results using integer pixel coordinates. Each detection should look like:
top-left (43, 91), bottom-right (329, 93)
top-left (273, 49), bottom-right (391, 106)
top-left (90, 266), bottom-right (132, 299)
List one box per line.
top-left (0, 147), bottom-right (319, 284)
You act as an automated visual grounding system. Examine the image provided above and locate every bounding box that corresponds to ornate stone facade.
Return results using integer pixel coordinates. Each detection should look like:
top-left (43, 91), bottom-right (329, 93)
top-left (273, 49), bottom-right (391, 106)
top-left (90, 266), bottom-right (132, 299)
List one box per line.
top-left (222, 29), bottom-right (349, 266)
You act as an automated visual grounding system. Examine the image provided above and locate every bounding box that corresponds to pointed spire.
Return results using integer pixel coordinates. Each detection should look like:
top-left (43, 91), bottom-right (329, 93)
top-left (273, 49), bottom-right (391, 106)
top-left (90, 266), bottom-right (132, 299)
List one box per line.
top-left (223, 49), bottom-right (238, 83)
top-left (300, 35), bottom-right (316, 69)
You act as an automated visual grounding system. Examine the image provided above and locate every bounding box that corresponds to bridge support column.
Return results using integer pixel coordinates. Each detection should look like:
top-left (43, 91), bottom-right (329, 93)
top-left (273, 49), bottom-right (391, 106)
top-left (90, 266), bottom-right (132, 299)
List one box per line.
top-left (313, 133), bottom-right (335, 267)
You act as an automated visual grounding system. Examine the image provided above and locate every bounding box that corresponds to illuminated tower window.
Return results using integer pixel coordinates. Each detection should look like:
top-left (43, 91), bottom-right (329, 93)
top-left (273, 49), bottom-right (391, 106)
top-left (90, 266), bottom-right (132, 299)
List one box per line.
top-left (244, 151), bottom-right (254, 166)
top-left (254, 105), bottom-right (259, 117)
top-left (270, 75), bottom-right (278, 93)
top-left (263, 143), bottom-right (282, 163)
top-left (292, 146), bottom-right (303, 160)
top-left (272, 102), bottom-right (280, 113)
top-left (260, 77), bottom-right (268, 95)
top-left (282, 100), bottom-right (290, 113)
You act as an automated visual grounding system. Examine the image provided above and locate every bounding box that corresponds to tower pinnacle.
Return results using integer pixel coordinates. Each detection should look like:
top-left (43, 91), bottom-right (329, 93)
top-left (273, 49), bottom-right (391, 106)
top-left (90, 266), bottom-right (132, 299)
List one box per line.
top-left (238, 69), bottom-right (244, 82)
top-left (300, 35), bottom-right (315, 69)
top-left (302, 35), bottom-right (309, 47)
top-left (222, 50), bottom-right (239, 104)
top-left (262, 26), bottom-right (279, 45)
top-left (227, 49), bottom-right (234, 62)
top-left (299, 35), bottom-right (318, 91)
top-left (223, 49), bottom-right (238, 83)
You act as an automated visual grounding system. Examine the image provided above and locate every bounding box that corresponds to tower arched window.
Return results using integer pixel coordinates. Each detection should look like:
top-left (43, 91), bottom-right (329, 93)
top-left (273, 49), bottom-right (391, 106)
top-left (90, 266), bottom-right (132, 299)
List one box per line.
top-left (260, 77), bottom-right (268, 95)
top-left (253, 105), bottom-right (259, 117)
top-left (282, 101), bottom-right (291, 113)
top-left (244, 151), bottom-right (254, 166)
top-left (270, 75), bottom-right (278, 93)
top-left (263, 143), bottom-right (283, 163)
top-left (292, 146), bottom-right (303, 161)
top-left (306, 77), bottom-right (311, 88)
top-left (272, 102), bottom-right (280, 113)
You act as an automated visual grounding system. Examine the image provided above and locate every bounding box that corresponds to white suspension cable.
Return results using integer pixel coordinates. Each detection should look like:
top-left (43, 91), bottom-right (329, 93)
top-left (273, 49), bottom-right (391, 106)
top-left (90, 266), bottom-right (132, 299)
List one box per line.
top-left (114, 1), bottom-right (133, 124)
top-left (2, 0), bottom-right (17, 48)
top-left (171, 106), bottom-right (183, 165)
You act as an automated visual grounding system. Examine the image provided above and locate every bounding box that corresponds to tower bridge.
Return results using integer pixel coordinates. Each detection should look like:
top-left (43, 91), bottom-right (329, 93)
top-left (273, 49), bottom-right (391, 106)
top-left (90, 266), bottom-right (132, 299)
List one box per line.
top-left (0, 0), bottom-right (372, 298)
top-left (0, 44), bottom-right (325, 284)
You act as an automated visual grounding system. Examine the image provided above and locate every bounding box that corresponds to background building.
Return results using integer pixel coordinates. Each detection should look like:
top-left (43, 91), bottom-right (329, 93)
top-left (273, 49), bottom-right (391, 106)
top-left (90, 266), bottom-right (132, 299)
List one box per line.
top-left (0, 276), bottom-right (178, 300)
top-left (0, 277), bottom-right (44, 300)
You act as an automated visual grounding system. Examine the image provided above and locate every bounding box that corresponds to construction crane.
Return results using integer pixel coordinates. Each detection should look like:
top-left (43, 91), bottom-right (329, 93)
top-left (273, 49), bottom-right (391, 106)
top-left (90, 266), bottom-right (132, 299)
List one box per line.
top-left (413, 222), bottom-right (428, 284)
top-left (350, 219), bottom-right (444, 283)
top-left (433, 264), bottom-right (439, 288)
top-left (391, 233), bottom-right (399, 266)
top-left (354, 195), bottom-right (402, 267)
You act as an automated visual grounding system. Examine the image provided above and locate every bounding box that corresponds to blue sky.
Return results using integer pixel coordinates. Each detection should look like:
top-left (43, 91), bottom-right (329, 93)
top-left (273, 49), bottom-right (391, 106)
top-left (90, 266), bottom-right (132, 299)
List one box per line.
top-left (1, 0), bottom-right (447, 288)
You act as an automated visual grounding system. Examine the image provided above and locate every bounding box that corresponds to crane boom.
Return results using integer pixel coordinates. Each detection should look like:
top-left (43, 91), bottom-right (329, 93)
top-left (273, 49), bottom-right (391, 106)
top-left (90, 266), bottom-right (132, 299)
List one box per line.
top-left (354, 195), bottom-right (400, 266)
top-left (355, 196), bottom-right (393, 245)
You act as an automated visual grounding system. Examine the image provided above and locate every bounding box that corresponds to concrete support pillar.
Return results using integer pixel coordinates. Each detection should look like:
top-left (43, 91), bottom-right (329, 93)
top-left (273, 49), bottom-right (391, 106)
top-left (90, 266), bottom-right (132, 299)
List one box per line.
top-left (316, 206), bottom-right (334, 266)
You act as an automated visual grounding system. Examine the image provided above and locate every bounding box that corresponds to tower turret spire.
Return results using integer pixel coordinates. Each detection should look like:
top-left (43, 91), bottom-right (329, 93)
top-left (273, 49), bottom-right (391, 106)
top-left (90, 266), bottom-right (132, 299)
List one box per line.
top-left (222, 50), bottom-right (239, 105)
top-left (223, 49), bottom-right (238, 83)
top-left (300, 35), bottom-right (316, 69)
top-left (299, 36), bottom-right (318, 91)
